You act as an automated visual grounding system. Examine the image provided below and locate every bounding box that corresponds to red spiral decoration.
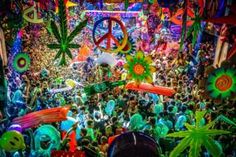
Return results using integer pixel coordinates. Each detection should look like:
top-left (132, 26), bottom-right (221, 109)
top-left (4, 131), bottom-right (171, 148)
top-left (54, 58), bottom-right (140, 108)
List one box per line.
top-left (215, 75), bottom-right (232, 91)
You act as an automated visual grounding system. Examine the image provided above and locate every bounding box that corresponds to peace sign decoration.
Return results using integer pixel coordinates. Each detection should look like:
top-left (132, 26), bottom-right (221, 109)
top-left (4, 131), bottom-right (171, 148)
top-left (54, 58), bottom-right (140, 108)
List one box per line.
top-left (23, 2), bottom-right (44, 24)
top-left (93, 17), bottom-right (128, 53)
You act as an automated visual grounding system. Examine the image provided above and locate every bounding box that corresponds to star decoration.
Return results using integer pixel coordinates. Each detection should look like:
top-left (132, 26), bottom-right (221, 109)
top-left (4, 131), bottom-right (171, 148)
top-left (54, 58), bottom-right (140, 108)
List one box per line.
top-left (55, 0), bottom-right (77, 13)
top-left (124, 51), bottom-right (156, 84)
top-left (167, 110), bottom-right (230, 157)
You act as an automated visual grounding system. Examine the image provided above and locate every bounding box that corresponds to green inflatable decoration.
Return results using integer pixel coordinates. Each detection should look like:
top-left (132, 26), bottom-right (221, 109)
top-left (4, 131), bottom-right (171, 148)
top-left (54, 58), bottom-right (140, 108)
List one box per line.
top-left (84, 80), bottom-right (126, 96)
top-left (13, 53), bottom-right (31, 73)
top-left (207, 68), bottom-right (236, 99)
top-left (0, 131), bottom-right (26, 152)
top-left (167, 110), bottom-right (230, 157)
top-left (47, 0), bottom-right (87, 66)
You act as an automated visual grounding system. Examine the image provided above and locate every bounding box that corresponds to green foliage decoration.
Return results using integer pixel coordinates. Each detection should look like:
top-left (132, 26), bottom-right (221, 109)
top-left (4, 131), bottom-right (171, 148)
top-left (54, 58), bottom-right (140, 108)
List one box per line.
top-left (47, 0), bottom-right (87, 66)
top-left (167, 110), bottom-right (230, 157)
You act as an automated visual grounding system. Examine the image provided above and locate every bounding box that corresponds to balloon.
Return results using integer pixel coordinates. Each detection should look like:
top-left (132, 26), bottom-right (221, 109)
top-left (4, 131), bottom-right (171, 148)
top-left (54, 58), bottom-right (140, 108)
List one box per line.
top-left (125, 82), bottom-right (176, 96)
top-left (34, 125), bottom-right (60, 156)
top-left (96, 53), bottom-right (117, 67)
top-left (84, 80), bottom-right (126, 96)
top-left (65, 79), bottom-right (77, 88)
top-left (105, 100), bottom-right (116, 116)
top-left (72, 45), bottom-right (91, 63)
top-left (0, 131), bottom-right (26, 152)
top-left (7, 124), bottom-right (23, 133)
top-left (129, 113), bottom-right (144, 130)
top-left (12, 106), bottom-right (70, 130)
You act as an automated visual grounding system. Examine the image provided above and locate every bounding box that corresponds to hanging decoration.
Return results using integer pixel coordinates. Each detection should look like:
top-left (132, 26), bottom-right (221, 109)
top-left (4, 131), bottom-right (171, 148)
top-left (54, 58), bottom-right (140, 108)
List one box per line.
top-left (84, 80), bottom-right (126, 96)
top-left (213, 24), bottom-right (229, 68)
top-left (54, 0), bottom-right (78, 13)
top-left (124, 51), bottom-right (156, 84)
top-left (23, 2), bottom-right (44, 24)
top-left (48, 0), bottom-right (87, 66)
top-left (0, 131), bottom-right (26, 152)
top-left (170, 0), bottom-right (204, 26)
top-left (186, 7), bottom-right (203, 47)
top-left (125, 82), bottom-right (176, 96)
top-left (93, 17), bottom-right (128, 53)
top-left (207, 68), bottom-right (236, 99)
top-left (72, 45), bottom-right (91, 63)
top-left (12, 106), bottom-right (70, 130)
top-left (12, 53), bottom-right (31, 73)
top-left (170, 8), bottom-right (194, 27)
top-left (125, 0), bottom-right (129, 10)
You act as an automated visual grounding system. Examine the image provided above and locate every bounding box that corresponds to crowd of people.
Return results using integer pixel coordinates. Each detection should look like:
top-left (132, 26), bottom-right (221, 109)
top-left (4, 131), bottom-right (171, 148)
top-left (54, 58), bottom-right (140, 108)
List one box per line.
top-left (2, 21), bottom-right (235, 157)
top-left (0, 1), bottom-right (235, 155)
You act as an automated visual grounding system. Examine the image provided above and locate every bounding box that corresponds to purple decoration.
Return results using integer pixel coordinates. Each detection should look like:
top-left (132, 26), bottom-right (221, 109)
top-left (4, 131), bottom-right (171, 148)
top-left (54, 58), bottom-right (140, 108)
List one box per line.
top-left (7, 124), bottom-right (23, 133)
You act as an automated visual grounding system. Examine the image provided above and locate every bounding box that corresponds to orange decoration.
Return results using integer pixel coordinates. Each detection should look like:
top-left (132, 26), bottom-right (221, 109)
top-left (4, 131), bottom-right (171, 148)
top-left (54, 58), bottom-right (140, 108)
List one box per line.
top-left (72, 45), bottom-right (91, 62)
top-left (215, 75), bottom-right (233, 92)
top-left (170, 8), bottom-right (194, 26)
top-left (170, 0), bottom-right (204, 26)
top-left (125, 82), bottom-right (176, 96)
top-left (12, 106), bottom-right (70, 130)
top-left (133, 64), bottom-right (145, 75)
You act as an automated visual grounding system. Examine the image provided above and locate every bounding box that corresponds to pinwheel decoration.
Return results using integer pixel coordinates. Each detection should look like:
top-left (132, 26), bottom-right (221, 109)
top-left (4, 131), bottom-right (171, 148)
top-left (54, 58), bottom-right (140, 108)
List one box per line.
top-left (124, 51), bottom-right (156, 84)
top-left (48, 0), bottom-right (87, 66)
top-left (13, 53), bottom-right (31, 73)
top-left (207, 68), bottom-right (236, 99)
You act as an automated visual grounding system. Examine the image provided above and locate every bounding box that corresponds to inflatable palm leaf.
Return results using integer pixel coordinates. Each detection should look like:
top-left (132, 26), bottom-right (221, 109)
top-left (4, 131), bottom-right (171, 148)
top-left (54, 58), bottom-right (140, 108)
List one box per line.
top-left (167, 110), bottom-right (230, 157)
top-left (48, 0), bottom-right (87, 66)
top-left (187, 8), bottom-right (202, 47)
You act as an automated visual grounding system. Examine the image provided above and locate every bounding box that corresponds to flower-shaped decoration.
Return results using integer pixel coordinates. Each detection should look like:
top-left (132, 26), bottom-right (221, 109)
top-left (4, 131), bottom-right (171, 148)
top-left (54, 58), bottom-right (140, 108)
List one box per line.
top-left (207, 68), bottom-right (236, 99)
top-left (13, 53), bottom-right (31, 73)
top-left (124, 51), bottom-right (156, 84)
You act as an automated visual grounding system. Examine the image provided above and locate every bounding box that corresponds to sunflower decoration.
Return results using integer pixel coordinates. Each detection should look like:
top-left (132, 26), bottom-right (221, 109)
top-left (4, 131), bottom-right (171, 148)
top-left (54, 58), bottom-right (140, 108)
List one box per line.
top-left (13, 53), bottom-right (31, 73)
top-left (124, 51), bottom-right (156, 84)
top-left (207, 68), bottom-right (236, 99)
top-left (116, 36), bottom-right (136, 55)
